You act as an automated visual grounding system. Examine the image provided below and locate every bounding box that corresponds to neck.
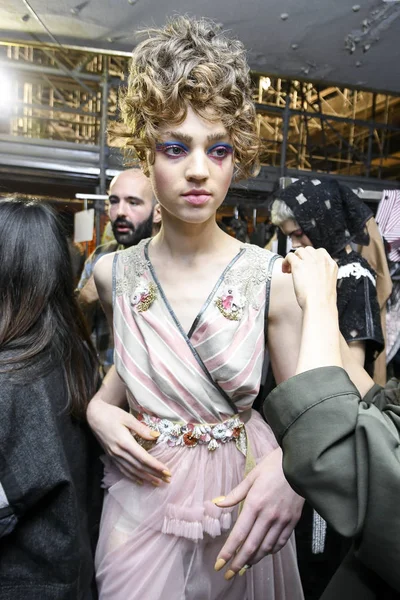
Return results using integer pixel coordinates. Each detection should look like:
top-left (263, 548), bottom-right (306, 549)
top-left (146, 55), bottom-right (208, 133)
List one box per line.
top-left (152, 212), bottom-right (229, 260)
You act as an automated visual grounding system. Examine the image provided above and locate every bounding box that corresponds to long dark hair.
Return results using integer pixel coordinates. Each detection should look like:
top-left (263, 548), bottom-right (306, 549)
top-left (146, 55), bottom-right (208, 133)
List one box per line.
top-left (0, 197), bottom-right (98, 418)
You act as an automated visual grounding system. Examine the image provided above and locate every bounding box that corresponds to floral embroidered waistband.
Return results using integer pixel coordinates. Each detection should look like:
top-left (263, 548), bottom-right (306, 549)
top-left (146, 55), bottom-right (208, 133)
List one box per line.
top-left (134, 412), bottom-right (248, 457)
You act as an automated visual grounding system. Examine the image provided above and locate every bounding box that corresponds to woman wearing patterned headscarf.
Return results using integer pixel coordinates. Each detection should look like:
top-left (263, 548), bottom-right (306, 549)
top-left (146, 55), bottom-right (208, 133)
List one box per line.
top-left (271, 176), bottom-right (384, 600)
top-left (271, 176), bottom-right (384, 369)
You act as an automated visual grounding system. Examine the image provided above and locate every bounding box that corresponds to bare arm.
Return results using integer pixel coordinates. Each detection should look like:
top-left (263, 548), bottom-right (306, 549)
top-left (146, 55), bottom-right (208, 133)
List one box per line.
top-left (88, 252), bottom-right (128, 409)
top-left (340, 336), bottom-right (374, 398)
top-left (86, 253), bottom-right (172, 484)
top-left (282, 248), bottom-right (374, 397)
top-left (93, 252), bottom-right (114, 325)
top-left (347, 340), bottom-right (366, 367)
top-left (268, 257), bottom-right (303, 383)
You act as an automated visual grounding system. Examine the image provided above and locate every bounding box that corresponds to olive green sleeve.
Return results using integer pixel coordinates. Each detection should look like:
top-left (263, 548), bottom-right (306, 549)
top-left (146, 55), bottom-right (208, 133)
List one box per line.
top-left (263, 366), bottom-right (400, 593)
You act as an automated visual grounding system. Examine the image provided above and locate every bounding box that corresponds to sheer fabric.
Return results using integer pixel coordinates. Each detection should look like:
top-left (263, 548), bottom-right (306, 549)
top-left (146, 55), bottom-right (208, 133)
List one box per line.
top-left (95, 239), bottom-right (304, 600)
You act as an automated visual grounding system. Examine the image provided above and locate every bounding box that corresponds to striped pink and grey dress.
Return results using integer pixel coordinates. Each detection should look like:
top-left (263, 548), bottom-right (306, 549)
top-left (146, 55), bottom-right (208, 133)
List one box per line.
top-left (95, 239), bottom-right (303, 600)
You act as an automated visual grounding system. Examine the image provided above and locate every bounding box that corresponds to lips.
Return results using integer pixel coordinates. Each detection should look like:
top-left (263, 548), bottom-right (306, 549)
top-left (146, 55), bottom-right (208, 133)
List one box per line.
top-left (182, 189), bottom-right (211, 206)
top-left (114, 220), bottom-right (133, 233)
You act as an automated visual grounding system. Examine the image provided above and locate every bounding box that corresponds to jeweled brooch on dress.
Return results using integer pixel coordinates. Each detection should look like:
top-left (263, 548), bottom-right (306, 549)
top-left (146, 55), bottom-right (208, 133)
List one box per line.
top-left (130, 281), bottom-right (157, 312)
top-left (215, 285), bottom-right (245, 321)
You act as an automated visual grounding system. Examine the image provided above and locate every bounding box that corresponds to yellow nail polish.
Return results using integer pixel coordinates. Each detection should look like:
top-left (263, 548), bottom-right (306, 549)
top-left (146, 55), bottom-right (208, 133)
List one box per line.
top-left (151, 431), bottom-right (160, 438)
top-left (214, 558), bottom-right (226, 572)
top-left (162, 469), bottom-right (172, 477)
top-left (162, 476), bottom-right (171, 484)
top-left (224, 569), bottom-right (236, 581)
top-left (151, 481), bottom-right (160, 487)
top-left (212, 495), bottom-right (226, 505)
top-left (238, 566), bottom-right (248, 576)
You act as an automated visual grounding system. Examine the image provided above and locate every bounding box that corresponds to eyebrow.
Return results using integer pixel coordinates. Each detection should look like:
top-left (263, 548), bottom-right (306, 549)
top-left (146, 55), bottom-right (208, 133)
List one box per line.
top-left (108, 194), bottom-right (143, 202)
top-left (163, 131), bottom-right (229, 143)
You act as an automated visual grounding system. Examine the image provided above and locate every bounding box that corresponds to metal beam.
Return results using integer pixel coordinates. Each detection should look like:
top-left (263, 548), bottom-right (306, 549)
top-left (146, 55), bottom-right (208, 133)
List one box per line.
top-left (14, 101), bottom-right (98, 117)
top-left (254, 103), bottom-right (400, 133)
top-left (96, 59), bottom-right (109, 244)
top-left (280, 87), bottom-right (291, 177)
top-left (0, 59), bottom-right (102, 81)
top-left (39, 47), bottom-right (94, 95)
top-left (99, 60), bottom-right (109, 194)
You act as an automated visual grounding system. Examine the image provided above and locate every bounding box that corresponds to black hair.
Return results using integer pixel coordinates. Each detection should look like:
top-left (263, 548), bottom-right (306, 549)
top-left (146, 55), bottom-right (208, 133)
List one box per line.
top-left (0, 196), bottom-right (98, 418)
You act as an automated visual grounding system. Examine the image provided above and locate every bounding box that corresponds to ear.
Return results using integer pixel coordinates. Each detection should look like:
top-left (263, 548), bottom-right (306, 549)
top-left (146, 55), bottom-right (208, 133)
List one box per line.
top-left (152, 202), bottom-right (162, 225)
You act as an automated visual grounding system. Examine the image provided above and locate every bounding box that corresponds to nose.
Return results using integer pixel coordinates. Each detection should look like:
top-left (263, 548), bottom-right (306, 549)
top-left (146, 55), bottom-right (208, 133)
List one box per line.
top-left (185, 150), bottom-right (209, 181)
top-left (116, 199), bottom-right (129, 217)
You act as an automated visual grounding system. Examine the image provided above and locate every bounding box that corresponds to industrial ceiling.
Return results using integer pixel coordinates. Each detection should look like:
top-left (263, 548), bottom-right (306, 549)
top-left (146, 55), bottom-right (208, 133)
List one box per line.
top-left (0, 0), bottom-right (400, 94)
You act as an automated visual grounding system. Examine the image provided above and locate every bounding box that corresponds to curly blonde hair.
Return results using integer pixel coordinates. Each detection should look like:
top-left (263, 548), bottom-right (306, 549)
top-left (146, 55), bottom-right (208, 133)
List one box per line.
top-left (120, 16), bottom-right (260, 180)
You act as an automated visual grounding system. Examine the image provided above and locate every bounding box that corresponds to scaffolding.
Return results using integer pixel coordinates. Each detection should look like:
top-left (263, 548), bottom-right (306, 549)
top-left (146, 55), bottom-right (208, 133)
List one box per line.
top-left (0, 41), bottom-right (399, 186)
top-left (255, 76), bottom-right (400, 181)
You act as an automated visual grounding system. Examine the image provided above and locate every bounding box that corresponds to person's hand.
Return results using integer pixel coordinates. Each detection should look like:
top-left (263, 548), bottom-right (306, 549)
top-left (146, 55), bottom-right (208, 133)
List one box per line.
top-left (87, 399), bottom-right (171, 485)
top-left (213, 447), bottom-right (304, 579)
top-left (282, 247), bottom-right (338, 311)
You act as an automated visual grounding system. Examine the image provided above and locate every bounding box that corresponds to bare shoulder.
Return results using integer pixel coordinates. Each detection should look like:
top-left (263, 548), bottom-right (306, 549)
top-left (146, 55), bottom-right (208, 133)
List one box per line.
top-left (267, 256), bottom-right (303, 383)
top-left (93, 252), bottom-right (115, 308)
top-left (269, 257), bottom-right (299, 320)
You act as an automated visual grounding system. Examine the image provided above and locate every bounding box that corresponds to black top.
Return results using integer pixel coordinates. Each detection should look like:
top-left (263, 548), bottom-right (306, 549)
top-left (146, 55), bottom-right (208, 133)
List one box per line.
top-left (0, 358), bottom-right (103, 600)
top-left (337, 251), bottom-right (384, 363)
top-left (276, 177), bottom-right (383, 363)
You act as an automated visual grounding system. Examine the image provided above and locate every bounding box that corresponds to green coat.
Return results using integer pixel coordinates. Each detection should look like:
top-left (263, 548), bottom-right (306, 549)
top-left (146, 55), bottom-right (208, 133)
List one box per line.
top-left (264, 366), bottom-right (400, 600)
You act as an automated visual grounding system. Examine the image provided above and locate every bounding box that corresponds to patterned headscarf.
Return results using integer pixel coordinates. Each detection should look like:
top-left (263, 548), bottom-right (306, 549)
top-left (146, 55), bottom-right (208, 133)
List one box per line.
top-left (276, 177), bottom-right (372, 257)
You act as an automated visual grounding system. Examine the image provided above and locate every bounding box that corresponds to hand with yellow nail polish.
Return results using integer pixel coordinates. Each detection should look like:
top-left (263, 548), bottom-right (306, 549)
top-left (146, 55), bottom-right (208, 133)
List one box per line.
top-left (213, 447), bottom-right (304, 575)
top-left (87, 367), bottom-right (172, 486)
top-left (214, 558), bottom-right (226, 572)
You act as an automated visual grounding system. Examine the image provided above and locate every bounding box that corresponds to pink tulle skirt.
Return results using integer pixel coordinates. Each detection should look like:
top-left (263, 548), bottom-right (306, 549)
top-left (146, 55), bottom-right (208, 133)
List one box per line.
top-left (95, 410), bottom-right (304, 599)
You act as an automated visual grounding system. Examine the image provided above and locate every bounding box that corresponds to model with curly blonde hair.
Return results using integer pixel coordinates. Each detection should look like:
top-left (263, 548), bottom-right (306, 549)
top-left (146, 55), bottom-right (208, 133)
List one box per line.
top-left (121, 16), bottom-right (260, 180)
top-left (88, 16), bottom-right (304, 600)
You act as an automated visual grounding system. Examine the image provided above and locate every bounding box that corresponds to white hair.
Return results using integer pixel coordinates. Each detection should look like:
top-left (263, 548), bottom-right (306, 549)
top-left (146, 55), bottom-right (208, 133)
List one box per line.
top-left (270, 199), bottom-right (296, 226)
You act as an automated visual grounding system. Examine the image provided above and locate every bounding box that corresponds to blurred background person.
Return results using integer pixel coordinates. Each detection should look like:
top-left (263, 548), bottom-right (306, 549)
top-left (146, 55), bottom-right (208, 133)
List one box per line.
top-left (271, 177), bottom-right (384, 371)
top-left (77, 168), bottom-right (161, 374)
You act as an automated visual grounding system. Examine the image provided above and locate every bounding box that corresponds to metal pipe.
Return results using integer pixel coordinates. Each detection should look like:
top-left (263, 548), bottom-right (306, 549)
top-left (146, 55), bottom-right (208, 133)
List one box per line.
top-left (0, 39), bottom-right (132, 58)
top-left (0, 59), bottom-right (102, 81)
top-left (14, 101), bottom-right (98, 117)
top-left (39, 47), bottom-right (94, 95)
top-left (366, 93), bottom-right (377, 177)
top-left (254, 102), bottom-right (400, 132)
top-left (96, 58), bottom-right (109, 245)
top-left (280, 84), bottom-right (291, 177)
top-left (99, 59), bottom-right (108, 194)
top-left (22, 0), bottom-right (62, 47)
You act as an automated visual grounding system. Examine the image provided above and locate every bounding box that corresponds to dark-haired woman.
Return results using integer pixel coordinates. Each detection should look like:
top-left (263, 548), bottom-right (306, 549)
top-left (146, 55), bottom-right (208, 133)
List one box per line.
top-left (0, 197), bottom-right (102, 600)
